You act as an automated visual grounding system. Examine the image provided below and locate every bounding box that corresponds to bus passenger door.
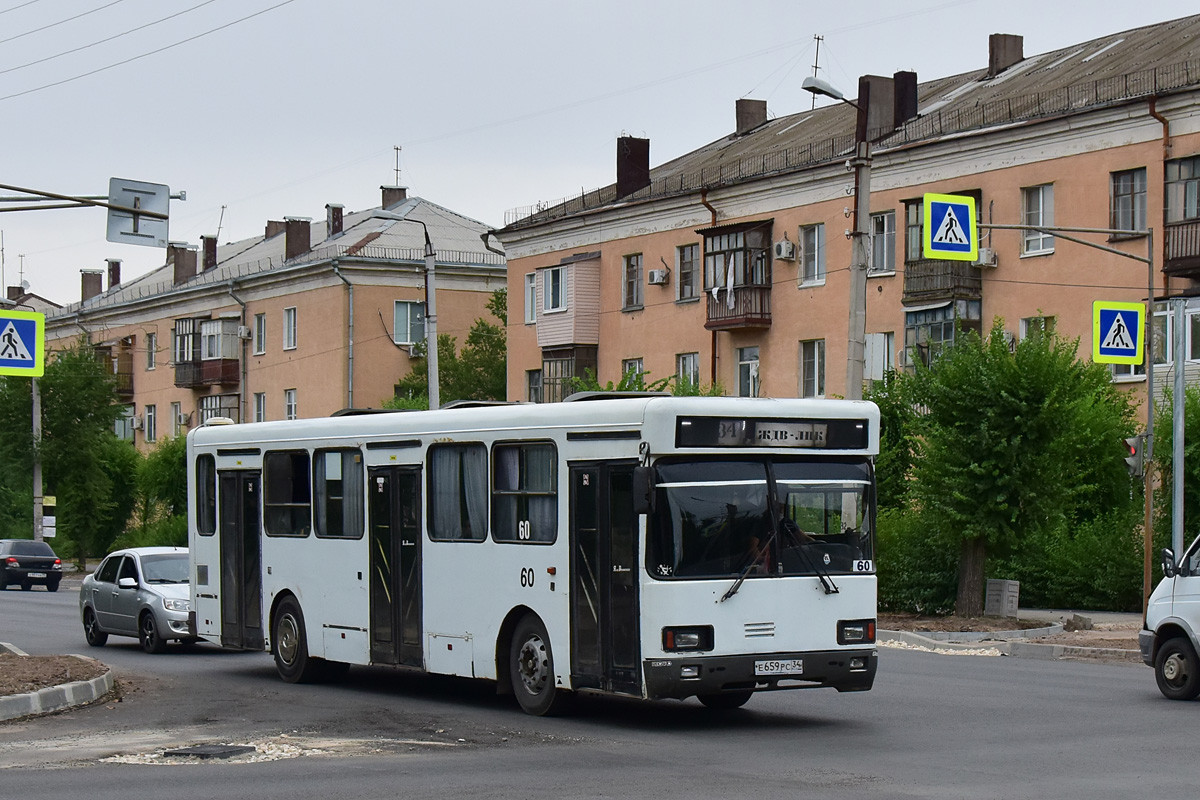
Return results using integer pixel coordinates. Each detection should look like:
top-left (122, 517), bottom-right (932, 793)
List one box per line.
top-left (218, 471), bottom-right (264, 650)
top-left (570, 462), bottom-right (640, 696)
top-left (368, 466), bottom-right (423, 667)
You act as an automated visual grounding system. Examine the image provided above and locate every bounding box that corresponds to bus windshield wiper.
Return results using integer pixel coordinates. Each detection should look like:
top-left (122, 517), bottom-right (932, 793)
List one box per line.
top-left (781, 519), bottom-right (839, 595)
top-left (720, 528), bottom-right (777, 603)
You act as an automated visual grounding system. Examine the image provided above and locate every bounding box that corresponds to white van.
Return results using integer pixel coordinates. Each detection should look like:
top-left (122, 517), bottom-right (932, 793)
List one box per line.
top-left (1141, 543), bottom-right (1200, 700)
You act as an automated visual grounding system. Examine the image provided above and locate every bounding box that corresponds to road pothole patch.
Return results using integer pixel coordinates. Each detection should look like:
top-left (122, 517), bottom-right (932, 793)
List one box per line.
top-left (99, 735), bottom-right (459, 765)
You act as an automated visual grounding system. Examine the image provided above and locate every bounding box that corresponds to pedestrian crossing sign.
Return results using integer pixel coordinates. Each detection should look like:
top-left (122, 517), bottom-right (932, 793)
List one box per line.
top-left (1093, 301), bottom-right (1144, 365)
top-left (922, 193), bottom-right (978, 262)
top-left (0, 310), bottom-right (44, 377)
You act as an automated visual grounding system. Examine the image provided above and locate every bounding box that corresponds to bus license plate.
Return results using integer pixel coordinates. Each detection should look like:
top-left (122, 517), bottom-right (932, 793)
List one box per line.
top-left (27, 572), bottom-right (46, 578)
top-left (755, 659), bottom-right (803, 676)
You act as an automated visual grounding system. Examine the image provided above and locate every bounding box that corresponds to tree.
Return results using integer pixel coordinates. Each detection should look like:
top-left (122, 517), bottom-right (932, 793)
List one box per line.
top-left (864, 370), bottom-right (917, 511)
top-left (1151, 385), bottom-right (1200, 558)
top-left (567, 368), bottom-right (725, 396)
top-left (909, 320), bottom-right (1137, 616)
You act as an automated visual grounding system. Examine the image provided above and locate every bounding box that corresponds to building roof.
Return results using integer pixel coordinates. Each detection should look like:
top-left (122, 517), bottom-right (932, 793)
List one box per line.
top-left (51, 193), bottom-right (505, 318)
top-left (502, 13), bottom-right (1200, 231)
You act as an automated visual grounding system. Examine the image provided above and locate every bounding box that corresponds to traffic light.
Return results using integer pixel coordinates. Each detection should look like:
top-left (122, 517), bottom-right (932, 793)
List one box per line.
top-left (1124, 435), bottom-right (1145, 478)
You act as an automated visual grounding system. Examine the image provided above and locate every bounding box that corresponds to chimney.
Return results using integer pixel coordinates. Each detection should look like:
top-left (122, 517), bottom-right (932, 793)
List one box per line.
top-left (81, 269), bottom-right (103, 302)
top-left (285, 217), bottom-right (311, 261)
top-left (381, 185), bottom-right (407, 208)
top-left (988, 33), bottom-right (1024, 78)
top-left (201, 235), bottom-right (218, 272)
top-left (735, 98), bottom-right (768, 136)
top-left (326, 203), bottom-right (344, 237)
top-left (7, 286), bottom-right (22, 301)
top-left (169, 243), bottom-right (198, 286)
top-left (265, 220), bottom-right (286, 239)
top-left (106, 258), bottom-right (122, 290)
top-left (615, 136), bottom-right (651, 200)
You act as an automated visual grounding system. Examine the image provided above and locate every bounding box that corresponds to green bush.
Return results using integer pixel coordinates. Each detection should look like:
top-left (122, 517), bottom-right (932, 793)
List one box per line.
top-left (110, 515), bottom-right (187, 551)
top-left (876, 507), bottom-right (957, 615)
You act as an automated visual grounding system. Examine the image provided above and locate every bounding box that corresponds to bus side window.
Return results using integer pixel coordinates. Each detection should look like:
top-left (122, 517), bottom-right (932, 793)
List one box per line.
top-left (491, 442), bottom-right (557, 544)
top-left (428, 443), bottom-right (487, 541)
top-left (195, 454), bottom-right (216, 535)
top-left (314, 449), bottom-right (364, 538)
top-left (264, 450), bottom-right (312, 537)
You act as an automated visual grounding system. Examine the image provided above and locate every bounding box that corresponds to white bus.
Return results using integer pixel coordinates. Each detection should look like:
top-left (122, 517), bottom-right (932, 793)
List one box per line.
top-left (187, 394), bottom-right (880, 715)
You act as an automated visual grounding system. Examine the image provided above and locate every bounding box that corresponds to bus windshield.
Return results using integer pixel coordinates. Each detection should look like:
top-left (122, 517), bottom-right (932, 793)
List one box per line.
top-left (647, 458), bottom-right (873, 580)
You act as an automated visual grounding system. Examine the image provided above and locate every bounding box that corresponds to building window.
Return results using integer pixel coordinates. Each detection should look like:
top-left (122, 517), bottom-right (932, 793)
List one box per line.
top-left (903, 300), bottom-right (982, 368)
top-left (704, 223), bottom-right (771, 290)
top-left (253, 312), bottom-right (266, 355)
top-left (622, 358), bottom-right (644, 382)
top-left (524, 273), bottom-right (537, 323)
top-left (905, 202), bottom-right (923, 262)
top-left (200, 319), bottom-right (237, 360)
top-left (172, 318), bottom-right (200, 365)
top-left (1022, 185), bottom-right (1055, 254)
top-left (144, 404), bottom-right (157, 443)
top-left (284, 388), bottom-right (297, 420)
top-left (393, 301), bottom-right (426, 345)
top-left (865, 332), bottom-right (896, 379)
top-left (623, 253), bottom-right (644, 310)
top-left (527, 370), bottom-right (543, 403)
top-left (800, 224), bottom-right (825, 284)
top-left (543, 357), bottom-right (572, 403)
top-left (145, 332), bottom-right (156, 370)
top-left (116, 406), bottom-right (135, 441)
top-left (170, 401), bottom-right (182, 437)
top-left (314, 449), bottom-right (364, 539)
top-left (870, 211), bottom-right (896, 274)
top-left (428, 443), bottom-right (488, 541)
top-left (676, 352), bottom-right (700, 389)
top-left (283, 307), bottom-right (297, 350)
top-left (264, 450), bottom-right (311, 537)
top-left (543, 266), bottom-right (566, 312)
top-left (1166, 156), bottom-right (1200, 224)
top-left (1021, 316), bottom-right (1056, 339)
top-left (1111, 168), bottom-right (1147, 233)
top-left (800, 340), bottom-right (825, 398)
top-left (254, 392), bottom-right (267, 422)
top-left (737, 346), bottom-right (760, 397)
top-left (199, 393), bottom-right (239, 423)
top-left (492, 442), bottom-right (557, 544)
top-left (677, 244), bottom-right (699, 300)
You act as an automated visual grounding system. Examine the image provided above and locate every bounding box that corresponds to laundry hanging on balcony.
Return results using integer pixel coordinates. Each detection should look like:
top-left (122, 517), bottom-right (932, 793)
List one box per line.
top-left (710, 257), bottom-right (737, 310)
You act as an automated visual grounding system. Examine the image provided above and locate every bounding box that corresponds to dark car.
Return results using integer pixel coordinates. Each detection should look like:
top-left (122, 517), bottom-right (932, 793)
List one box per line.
top-left (0, 539), bottom-right (63, 591)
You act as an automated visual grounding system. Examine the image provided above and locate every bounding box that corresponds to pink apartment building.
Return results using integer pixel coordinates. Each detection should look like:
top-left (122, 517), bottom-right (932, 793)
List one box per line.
top-left (498, 16), bottom-right (1200, 412)
top-left (42, 185), bottom-right (506, 448)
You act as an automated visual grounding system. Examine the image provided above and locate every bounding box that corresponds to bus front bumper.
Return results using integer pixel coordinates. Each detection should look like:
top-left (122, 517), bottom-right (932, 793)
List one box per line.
top-left (643, 648), bottom-right (877, 700)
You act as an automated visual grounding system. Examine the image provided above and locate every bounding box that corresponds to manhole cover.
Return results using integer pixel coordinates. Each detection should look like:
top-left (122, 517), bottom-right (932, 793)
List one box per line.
top-left (163, 745), bottom-right (257, 759)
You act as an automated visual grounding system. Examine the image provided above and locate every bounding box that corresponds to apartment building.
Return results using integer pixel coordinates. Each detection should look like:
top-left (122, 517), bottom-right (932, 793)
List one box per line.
top-left (498, 15), bottom-right (1200, 406)
top-left (44, 185), bottom-right (506, 447)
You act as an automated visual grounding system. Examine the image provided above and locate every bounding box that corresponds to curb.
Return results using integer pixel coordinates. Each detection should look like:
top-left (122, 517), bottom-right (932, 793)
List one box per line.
top-left (901, 623), bottom-right (1064, 643)
top-left (0, 647), bottom-right (114, 722)
top-left (879, 629), bottom-right (1142, 661)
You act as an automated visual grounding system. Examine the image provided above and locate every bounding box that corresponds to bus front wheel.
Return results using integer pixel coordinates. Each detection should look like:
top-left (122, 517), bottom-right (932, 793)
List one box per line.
top-left (698, 691), bottom-right (754, 710)
top-left (272, 596), bottom-right (322, 684)
top-left (510, 614), bottom-right (569, 716)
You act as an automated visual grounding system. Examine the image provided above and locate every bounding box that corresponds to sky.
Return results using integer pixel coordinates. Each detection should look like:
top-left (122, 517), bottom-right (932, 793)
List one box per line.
top-left (0, 0), bottom-right (1189, 306)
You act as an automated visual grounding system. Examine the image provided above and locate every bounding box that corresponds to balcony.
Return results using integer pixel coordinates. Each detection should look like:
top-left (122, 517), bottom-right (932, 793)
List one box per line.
top-left (1164, 220), bottom-right (1200, 277)
top-left (902, 258), bottom-right (982, 305)
top-left (174, 358), bottom-right (239, 389)
top-left (94, 344), bottom-right (133, 400)
top-left (704, 285), bottom-right (771, 330)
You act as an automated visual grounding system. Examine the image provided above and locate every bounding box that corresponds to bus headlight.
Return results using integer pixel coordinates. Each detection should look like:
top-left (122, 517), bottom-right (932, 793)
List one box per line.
top-left (662, 626), bottom-right (713, 652)
top-left (837, 619), bottom-right (876, 645)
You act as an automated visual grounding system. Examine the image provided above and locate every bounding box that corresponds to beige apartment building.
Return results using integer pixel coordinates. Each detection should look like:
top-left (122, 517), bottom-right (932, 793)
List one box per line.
top-left (498, 16), bottom-right (1200, 409)
top-left (43, 185), bottom-right (506, 448)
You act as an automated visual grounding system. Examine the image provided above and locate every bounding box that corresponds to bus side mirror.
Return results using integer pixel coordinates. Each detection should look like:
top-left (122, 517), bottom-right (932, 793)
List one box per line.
top-left (633, 466), bottom-right (655, 516)
top-left (1162, 548), bottom-right (1177, 579)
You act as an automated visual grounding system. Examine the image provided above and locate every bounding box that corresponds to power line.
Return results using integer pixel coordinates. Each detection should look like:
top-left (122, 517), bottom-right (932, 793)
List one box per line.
top-left (0, 0), bottom-right (220, 78)
top-left (0, 0), bottom-right (127, 47)
top-left (0, 0), bottom-right (43, 16)
top-left (0, 0), bottom-right (297, 103)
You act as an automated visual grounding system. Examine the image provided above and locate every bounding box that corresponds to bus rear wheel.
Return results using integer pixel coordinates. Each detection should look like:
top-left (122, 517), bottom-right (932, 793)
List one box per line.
top-left (698, 691), bottom-right (754, 710)
top-left (272, 596), bottom-right (323, 684)
top-left (510, 614), bottom-right (569, 716)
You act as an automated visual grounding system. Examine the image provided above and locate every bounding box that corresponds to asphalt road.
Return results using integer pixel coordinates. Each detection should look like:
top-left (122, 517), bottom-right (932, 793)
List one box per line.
top-left (1, 579), bottom-right (1194, 799)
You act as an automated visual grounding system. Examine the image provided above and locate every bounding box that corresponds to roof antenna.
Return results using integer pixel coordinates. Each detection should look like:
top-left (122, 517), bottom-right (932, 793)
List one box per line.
top-left (394, 145), bottom-right (402, 185)
top-left (810, 35), bottom-right (823, 111)
top-left (215, 205), bottom-right (227, 241)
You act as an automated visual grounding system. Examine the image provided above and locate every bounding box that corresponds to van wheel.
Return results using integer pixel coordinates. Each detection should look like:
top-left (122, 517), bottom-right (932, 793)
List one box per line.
top-left (510, 614), bottom-right (570, 716)
top-left (272, 596), bottom-right (322, 683)
top-left (1155, 637), bottom-right (1200, 701)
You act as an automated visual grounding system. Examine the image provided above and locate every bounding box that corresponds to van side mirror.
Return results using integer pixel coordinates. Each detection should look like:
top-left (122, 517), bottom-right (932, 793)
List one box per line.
top-left (632, 466), bottom-right (655, 516)
top-left (1162, 548), bottom-right (1177, 579)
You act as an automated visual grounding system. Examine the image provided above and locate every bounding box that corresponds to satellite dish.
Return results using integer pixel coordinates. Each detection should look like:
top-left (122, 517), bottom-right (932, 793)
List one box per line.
top-left (20, 280), bottom-right (29, 291)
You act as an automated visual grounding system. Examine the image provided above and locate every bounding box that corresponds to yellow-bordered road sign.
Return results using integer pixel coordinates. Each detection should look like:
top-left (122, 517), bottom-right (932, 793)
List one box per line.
top-left (0, 309), bottom-right (44, 377)
top-left (1093, 301), bottom-right (1144, 365)
top-left (922, 193), bottom-right (978, 262)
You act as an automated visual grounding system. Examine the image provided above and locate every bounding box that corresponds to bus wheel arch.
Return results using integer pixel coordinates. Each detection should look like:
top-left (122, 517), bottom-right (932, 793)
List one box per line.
top-left (494, 605), bottom-right (535, 697)
top-left (508, 611), bottom-right (571, 716)
top-left (270, 592), bottom-right (325, 684)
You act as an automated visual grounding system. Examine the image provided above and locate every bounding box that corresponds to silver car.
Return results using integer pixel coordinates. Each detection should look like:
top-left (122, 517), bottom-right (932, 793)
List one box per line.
top-left (80, 547), bottom-right (195, 653)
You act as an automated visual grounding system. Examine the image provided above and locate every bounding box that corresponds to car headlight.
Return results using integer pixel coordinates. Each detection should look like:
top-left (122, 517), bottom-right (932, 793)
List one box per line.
top-left (163, 598), bottom-right (191, 612)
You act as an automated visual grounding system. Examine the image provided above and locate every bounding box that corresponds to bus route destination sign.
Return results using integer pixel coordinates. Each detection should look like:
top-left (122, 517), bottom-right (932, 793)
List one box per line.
top-left (676, 417), bottom-right (869, 450)
top-left (0, 310), bottom-right (45, 377)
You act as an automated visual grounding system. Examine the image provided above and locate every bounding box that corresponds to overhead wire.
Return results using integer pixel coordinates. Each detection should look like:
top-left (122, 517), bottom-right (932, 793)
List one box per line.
top-left (0, 0), bottom-right (127, 47)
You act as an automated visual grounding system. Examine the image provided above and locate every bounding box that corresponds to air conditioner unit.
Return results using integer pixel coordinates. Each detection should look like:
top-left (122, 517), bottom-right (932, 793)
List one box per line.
top-left (774, 239), bottom-right (796, 260)
top-left (131, 415), bottom-right (144, 430)
top-left (977, 247), bottom-right (998, 268)
top-left (647, 269), bottom-right (669, 285)
top-left (237, 325), bottom-right (253, 340)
